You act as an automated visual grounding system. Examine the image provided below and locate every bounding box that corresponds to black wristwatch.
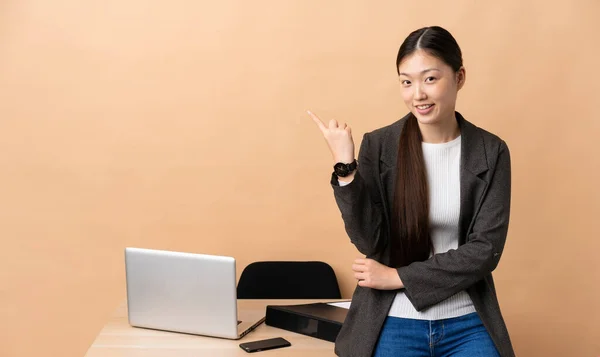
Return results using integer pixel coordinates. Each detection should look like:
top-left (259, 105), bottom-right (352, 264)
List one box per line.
top-left (333, 159), bottom-right (358, 177)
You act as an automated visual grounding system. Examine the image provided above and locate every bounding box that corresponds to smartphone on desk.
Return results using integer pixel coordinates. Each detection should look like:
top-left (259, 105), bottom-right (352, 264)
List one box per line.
top-left (239, 337), bottom-right (291, 353)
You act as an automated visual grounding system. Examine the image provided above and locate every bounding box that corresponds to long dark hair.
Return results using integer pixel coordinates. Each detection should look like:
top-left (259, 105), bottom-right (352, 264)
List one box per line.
top-left (390, 26), bottom-right (463, 268)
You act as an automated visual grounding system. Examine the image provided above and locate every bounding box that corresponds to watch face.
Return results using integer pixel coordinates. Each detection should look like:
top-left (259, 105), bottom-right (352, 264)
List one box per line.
top-left (334, 162), bottom-right (350, 176)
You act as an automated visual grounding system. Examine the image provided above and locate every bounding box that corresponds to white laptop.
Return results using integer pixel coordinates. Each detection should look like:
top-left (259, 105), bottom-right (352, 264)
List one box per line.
top-left (124, 247), bottom-right (265, 339)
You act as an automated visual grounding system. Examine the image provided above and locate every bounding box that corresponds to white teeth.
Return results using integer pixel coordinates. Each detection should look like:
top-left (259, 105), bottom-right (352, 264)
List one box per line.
top-left (417, 104), bottom-right (433, 109)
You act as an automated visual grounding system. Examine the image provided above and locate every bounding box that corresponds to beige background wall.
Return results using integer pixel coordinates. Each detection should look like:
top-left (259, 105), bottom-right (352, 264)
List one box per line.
top-left (1, 1), bottom-right (599, 356)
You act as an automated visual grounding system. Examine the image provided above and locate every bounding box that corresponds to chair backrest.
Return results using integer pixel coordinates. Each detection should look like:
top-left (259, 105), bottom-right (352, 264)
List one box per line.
top-left (237, 261), bottom-right (341, 299)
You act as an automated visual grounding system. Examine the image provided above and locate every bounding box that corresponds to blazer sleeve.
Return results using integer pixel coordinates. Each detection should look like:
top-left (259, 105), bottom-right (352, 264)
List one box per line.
top-left (331, 133), bottom-right (386, 257)
top-left (397, 140), bottom-right (512, 311)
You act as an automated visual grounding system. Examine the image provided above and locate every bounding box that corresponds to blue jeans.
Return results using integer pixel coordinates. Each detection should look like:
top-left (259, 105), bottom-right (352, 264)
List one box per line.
top-left (373, 312), bottom-right (500, 357)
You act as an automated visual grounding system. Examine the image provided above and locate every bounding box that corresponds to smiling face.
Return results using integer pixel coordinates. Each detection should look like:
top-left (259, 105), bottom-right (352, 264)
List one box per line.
top-left (397, 49), bottom-right (465, 127)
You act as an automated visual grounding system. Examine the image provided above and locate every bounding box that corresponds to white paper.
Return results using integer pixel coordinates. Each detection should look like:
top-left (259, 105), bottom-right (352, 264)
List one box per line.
top-left (327, 301), bottom-right (351, 309)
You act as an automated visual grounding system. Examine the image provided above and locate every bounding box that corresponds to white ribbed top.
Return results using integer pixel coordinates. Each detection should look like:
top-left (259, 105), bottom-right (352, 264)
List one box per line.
top-left (388, 135), bottom-right (476, 320)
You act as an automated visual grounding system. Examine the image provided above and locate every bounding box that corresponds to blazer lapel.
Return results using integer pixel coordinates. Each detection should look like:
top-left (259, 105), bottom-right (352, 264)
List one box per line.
top-left (376, 112), bottom-right (489, 246)
top-left (457, 113), bottom-right (489, 245)
top-left (379, 117), bottom-right (405, 217)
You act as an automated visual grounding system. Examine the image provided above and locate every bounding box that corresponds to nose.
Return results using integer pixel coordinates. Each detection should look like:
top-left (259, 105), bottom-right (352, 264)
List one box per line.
top-left (414, 84), bottom-right (427, 101)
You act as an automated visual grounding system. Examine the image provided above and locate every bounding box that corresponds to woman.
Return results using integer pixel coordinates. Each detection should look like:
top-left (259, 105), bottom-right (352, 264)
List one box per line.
top-left (309, 26), bottom-right (515, 357)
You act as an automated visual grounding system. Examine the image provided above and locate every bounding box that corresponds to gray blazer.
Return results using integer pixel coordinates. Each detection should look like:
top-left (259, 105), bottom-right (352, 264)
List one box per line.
top-left (331, 112), bottom-right (515, 357)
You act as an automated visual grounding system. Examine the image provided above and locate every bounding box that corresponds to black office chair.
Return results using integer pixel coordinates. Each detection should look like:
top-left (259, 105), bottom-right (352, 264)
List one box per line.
top-left (237, 261), bottom-right (342, 299)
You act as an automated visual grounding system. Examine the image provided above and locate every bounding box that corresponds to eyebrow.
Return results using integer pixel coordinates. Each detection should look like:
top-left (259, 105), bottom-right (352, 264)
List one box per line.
top-left (398, 68), bottom-right (441, 77)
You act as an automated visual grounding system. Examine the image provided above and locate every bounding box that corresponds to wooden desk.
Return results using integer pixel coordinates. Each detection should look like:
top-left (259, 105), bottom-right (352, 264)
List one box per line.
top-left (85, 300), bottom-right (339, 357)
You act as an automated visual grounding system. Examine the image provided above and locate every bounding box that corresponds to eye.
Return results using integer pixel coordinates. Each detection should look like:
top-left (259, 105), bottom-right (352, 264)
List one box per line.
top-left (425, 76), bottom-right (437, 83)
top-left (400, 79), bottom-right (411, 86)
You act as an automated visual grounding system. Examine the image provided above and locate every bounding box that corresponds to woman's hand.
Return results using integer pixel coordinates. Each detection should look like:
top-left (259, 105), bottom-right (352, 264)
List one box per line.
top-left (307, 110), bottom-right (355, 164)
top-left (352, 258), bottom-right (404, 290)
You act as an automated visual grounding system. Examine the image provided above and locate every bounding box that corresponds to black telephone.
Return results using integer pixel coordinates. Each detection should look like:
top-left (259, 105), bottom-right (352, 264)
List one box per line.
top-left (239, 337), bottom-right (291, 353)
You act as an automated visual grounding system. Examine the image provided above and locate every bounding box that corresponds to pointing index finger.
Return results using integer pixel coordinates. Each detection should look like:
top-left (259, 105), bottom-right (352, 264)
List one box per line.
top-left (307, 110), bottom-right (326, 132)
